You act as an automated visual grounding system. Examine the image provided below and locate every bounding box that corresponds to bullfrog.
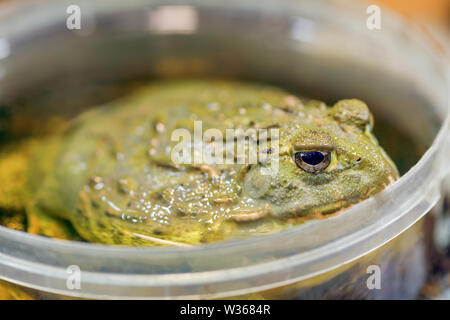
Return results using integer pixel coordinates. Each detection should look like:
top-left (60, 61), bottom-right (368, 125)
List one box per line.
top-left (23, 80), bottom-right (398, 246)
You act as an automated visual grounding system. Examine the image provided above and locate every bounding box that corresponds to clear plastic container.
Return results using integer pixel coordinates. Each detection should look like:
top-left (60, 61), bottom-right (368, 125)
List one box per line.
top-left (0, 0), bottom-right (448, 299)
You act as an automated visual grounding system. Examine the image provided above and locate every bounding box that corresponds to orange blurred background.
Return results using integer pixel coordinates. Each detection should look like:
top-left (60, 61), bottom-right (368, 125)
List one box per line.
top-left (377, 0), bottom-right (450, 28)
top-left (0, 0), bottom-right (450, 28)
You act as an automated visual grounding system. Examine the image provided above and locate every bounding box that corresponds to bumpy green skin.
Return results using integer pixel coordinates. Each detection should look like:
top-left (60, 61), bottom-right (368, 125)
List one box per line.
top-left (27, 80), bottom-right (399, 246)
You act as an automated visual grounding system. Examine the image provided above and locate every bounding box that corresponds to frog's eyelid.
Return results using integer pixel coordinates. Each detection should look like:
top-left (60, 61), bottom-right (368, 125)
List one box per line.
top-left (292, 144), bottom-right (334, 151)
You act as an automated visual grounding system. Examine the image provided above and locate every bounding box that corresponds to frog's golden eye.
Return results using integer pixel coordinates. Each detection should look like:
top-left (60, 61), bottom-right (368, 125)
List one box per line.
top-left (294, 151), bottom-right (331, 174)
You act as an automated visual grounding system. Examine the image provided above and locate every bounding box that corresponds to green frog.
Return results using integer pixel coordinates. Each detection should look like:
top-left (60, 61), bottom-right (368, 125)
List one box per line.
top-left (24, 80), bottom-right (398, 246)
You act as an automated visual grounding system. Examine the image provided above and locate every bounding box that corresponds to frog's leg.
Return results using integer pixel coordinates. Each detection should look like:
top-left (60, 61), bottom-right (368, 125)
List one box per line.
top-left (25, 202), bottom-right (83, 240)
top-left (18, 137), bottom-right (83, 240)
top-left (229, 204), bottom-right (271, 223)
top-left (0, 139), bottom-right (80, 239)
top-left (0, 142), bottom-right (30, 232)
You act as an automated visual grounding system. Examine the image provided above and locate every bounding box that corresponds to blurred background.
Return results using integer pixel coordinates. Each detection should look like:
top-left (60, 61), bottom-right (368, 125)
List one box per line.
top-left (1, 0), bottom-right (450, 28)
top-left (378, 0), bottom-right (450, 27)
top-left (373, 0), bottom-right (450, 301)
top-left (376, 0), bottom-right (450, 52)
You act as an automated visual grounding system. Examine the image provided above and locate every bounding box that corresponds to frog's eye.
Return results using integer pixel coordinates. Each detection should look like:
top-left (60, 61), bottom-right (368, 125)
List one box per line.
top-left (294, 151), bottom-right (331, 173)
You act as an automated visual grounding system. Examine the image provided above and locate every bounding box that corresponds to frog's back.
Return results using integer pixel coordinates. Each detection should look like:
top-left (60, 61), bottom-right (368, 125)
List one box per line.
top-left (28, 80), bottom-right (298, 244)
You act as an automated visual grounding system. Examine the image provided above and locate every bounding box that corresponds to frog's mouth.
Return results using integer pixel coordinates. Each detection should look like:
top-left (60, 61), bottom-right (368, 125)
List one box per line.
top-left (229, 199), bottom-right (354, 224)
top-left (283, 200), bottom-right (357, 221)
top-left (267, 172), bottom-right (398, 221)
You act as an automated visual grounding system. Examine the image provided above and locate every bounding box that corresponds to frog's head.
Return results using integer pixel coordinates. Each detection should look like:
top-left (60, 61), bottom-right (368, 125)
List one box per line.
top-left (241, 99), bottom-right (399, 219)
